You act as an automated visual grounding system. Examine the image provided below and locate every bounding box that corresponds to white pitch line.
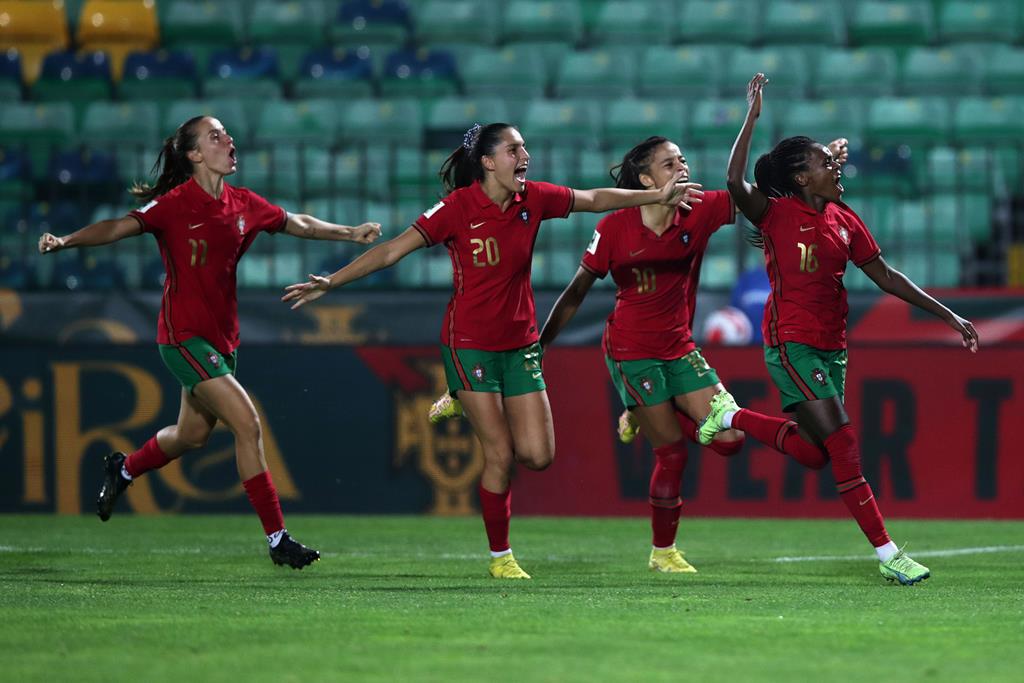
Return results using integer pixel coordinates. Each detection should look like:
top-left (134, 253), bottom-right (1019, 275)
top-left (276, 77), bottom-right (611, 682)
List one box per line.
top-left (773, 545), bottom-right (1024, 563)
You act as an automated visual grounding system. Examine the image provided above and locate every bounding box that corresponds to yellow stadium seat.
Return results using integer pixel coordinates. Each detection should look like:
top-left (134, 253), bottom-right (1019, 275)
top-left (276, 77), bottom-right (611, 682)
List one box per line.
top-left (76, 0), bottom-right (159, 80)
top-left (0, 0), bottom-right (69, 83)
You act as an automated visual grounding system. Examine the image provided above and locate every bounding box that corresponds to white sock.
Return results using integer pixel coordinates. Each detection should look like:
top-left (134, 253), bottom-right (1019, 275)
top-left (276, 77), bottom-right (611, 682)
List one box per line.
top-left (490, 548), bottom-right (512, 558)
top-left (875, 541), bottom-right (899, 562)
top-left (120, 465), bottom-right (133, 481)
top-left (721, 410), bottom-right (737, 429)
top-left (653, 544), bottom-right (676, 551)
top-left (268, 529), bottom-right (286, 548)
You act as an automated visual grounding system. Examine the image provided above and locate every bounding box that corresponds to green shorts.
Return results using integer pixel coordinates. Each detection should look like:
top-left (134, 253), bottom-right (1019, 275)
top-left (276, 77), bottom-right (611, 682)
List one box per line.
top-left (158, 336), bottom-right (237, 393)
top-left (441, 343), bottom-right (545, 397)
top-left (764, 342), bottom-right (847, 412)
top-left (606, 349), bottom-right (720, 408)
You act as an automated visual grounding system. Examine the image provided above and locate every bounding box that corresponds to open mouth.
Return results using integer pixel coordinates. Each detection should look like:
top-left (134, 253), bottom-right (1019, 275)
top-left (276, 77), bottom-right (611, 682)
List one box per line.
top-left (229, 147), bottom-right (237, 165)
top-left (514, 163), bottom-right (528, 184)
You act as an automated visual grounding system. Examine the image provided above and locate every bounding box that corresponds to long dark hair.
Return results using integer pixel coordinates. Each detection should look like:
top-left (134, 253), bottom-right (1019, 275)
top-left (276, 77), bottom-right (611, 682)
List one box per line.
top-left (747, 136), bottom-right (819, 247)
top-left (130, 116), bottom-right (205, 203)
top-left (610, 136), bottom-right (669, 190)
top-left (438, 122), bottom-right (515, 195)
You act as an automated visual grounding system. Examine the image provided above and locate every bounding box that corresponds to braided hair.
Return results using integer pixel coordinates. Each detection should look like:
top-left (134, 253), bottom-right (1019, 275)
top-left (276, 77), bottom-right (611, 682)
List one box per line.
top-left (610, 136), bottom-right (670, 190)
top-left (130, 116), bottom-right (206, 203)
top-left (438, 122), bottom-right (516, 195)
top-left (747, 136), bottom-right (819, 246)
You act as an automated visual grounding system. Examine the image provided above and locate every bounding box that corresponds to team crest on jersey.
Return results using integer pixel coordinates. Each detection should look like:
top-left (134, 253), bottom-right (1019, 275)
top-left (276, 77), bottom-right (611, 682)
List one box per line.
top-left (639, 377), bottom-right (654, 395)
top-left (838, 227), bottom-right (850, 244)
top-left (811, 367), bottom-right (827, 386)
top-left (207, 352), bottom-right (221, 368)
top-left (679, 231), bottom-right (691, 245)
top-left (520, 209), bottom-right (529, 223)
top-left (236, 216), bottom-right (246, 234)
top-left (472, 363), bottom-right (486, 382)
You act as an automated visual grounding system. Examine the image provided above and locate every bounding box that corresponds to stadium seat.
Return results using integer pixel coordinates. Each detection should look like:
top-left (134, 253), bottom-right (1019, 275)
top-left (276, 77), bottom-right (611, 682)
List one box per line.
top-left (900, 47), bottom-right (980, 96)
top-left (723, 47), bottom-right (810, 99)
top-left (254, 100), bottom-right (338, 146)
top-left (0, 51), bottom-right (22, 102)
top-left (339, 98), bottom-right (424, 151)
top-left (929, 193), bottom-right (993, 244)
top-left (75, 0), bottom-right (159, 80)
top-left (778, 99), bottom-right (866, 149)
top-left (330, 0), bottom-right (411, 50)
top-left (553, 48), bottom-right (637, 101)
top-left (462, 47), bottom-right (547, 101)
top-left (689, 100), bottom-right (776, 149)
top-left (203, 47), bottom-right (283, 103)
top-left (502, 1), bottom-right (583, 45)
top-left (865, 97), bottom-right (950, 146)
top-left (391, 148), bottom-right (449, 200)
top-left (119, 50), bottom-right (198, 103)
top-left (164, 98), bottom-right (252, 142)
top-left (589, 0), bottom-right (672, 46)
top-left (32, 50), bottom-right (112, 125)
top-left (886, 247), bottom-right (961, 288)
top-left (982, 46), bottom-right (1024, 96)
top-left (379, 48), bottom-right (459, 100)
top-left (0, 147), bottom-right (32, 201)
top-left (48, 148), bottom-right (120, 202)
top-left (425, 97), bottom-right (510, 150)
top-left (293, 47), bottom-right (375, 100)
top-left (522, 99), bottom-right (602, 153)
top-left (414, 1), bottom-right (500, 47)
top-left (676, 0), bottom-right (759, 44)
top-left (952, 97), bottom-right (1024, 145)
top-left (0, 0), bottom-right (70, 84)
top-left (80, 101), bottom-right (160, 180)
top-left (848, 1), bottom-right (934, 46)
top-left (938, 0), bottom-right (1019, 44)
top-left (603, 99), bottom-right (686, 153)
top-left (814, 48), bottom-right (898, 99)
top-left (916, 146), bottom-right (1010, 196)
top-left (761, 0), bottom-right (844, 45)
top-left (161, 1), bottom-right (243, 46)
top-left (249, 0), bottom-right (327, 47)
top-left (0, 103), bottom-right (74, 179)
top-left (637, 45), bottom-right (723, 100)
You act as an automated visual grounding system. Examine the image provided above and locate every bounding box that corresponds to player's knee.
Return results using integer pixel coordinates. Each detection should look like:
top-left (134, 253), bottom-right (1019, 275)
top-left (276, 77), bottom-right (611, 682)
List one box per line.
top-left (709, 434), bottom-right (745, 457)
top-left (178, 430), bottom-right (210, 451)
top-left (230, 412), bottom-right (262, 444)
top-left (515, 448), bottom-right (554, 471)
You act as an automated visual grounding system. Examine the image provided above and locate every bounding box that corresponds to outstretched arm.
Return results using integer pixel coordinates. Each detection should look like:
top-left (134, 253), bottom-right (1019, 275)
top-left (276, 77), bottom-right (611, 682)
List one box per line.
top-left (38, 216), bottom-right (143, 254)
top-left (281, 226), bottom-right (426, 309)
top-left (861, 256), bottom-right (979, 352)
top-left (727, 73), bottom-right (770, 223)
top-left (283, 213), bottom-right (382, 244)
top-left (572, 175), bottom-right (704, 213)
top-left (539, 267), bottom-right (598, 350)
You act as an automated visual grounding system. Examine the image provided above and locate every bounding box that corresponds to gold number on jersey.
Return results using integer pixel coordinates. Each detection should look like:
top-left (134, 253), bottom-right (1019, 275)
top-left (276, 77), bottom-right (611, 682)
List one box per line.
top-left (797, 242), bottom-right (818, 273)
top-left (470, 237), bottom-right (500, 267)
top-left (188, 238), bottom-right (208, 267)
top-left (631, 267), bottom-right (656, 293)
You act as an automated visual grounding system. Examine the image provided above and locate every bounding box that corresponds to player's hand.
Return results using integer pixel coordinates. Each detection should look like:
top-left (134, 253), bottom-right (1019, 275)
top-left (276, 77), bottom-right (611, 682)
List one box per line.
top-left (351, 222), bottom-right (382, 244)
top-left (660, 172), bottom-right (704, 210)
top-left (747, 73), bottom-right (768, 119)
top-left (282, 274), bottom-right (332, 310)
top-left (827, 138), bottom-right (850, 165)
top-left (948, 314), bottom-right (979, 353)
top-left (38, 233), bottom-right (65, 254)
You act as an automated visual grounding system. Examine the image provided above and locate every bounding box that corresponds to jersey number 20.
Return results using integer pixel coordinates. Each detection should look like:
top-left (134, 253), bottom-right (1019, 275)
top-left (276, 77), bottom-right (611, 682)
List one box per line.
top-left (471, 237), bottom-right (500, 267)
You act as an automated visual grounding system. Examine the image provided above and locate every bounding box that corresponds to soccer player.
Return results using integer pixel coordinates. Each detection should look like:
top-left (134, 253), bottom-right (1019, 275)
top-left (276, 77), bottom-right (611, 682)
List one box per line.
top-left (537, 135), bottom-right (836, 573)
top-left (282, 122), bottom-right (702, 578)
top-left (713, 73), bottom-right (979, 585)
top-left (38, 115), bottom-right (382, 569)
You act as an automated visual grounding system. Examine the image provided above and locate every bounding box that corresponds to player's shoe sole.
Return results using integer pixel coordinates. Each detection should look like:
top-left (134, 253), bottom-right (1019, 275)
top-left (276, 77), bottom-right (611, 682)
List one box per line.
top-left (269, 532), bottom-right (320, 569)
top-left (96, 452), bottom-right (130, 522)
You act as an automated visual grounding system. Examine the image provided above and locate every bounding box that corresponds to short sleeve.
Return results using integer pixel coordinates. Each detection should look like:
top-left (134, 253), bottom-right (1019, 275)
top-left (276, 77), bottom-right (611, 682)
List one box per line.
top-left (580, 216), bottom-right (612, 278)
top-left (753, 196), bottom-right (782, 231)
top-left (529, 181), bottom-right (574, 220)
top-left (129, 197), bottom-right (176, 234)
top-left (245, 191), bottom-right (288, 234)
top-left (843, 206), bottom-right (881, 267)
top-left (412, 197), bottom-right (460, 247)
top-left (705, 190), bottom-right (736, 232)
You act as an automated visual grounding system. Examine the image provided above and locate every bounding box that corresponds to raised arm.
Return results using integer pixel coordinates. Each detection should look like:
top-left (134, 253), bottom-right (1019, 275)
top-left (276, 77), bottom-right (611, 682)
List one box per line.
top-left (727, 73), bottom-right (770, 223)
top-left (539, 267), bottom-right (598, 350)
top-left (38, 215), bottom-right (143, 254)
top-left (572, 175), bottom-right (704, 213)
top-left (860, 256), bottom-right (979, 352)
top-left (283, 213), bottom-right (382, 244)
top-left (281, 226), bottom-right (426, 309)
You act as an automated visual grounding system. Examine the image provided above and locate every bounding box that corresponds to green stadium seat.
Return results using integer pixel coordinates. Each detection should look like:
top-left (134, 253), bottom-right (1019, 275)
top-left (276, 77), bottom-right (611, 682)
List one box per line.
top-left (723, 47), bottom-right (810, 99)
top-left (462, 47), bottom-right (547, 100)
top-left (699, 253), bottom-right (739, 289)
top-left (338, 98), bottom-right (423, 150)
top-left (778, 99), bottom-right (866, 149)
top-left (687, 143), bottom-right (769, 185)
top-left (575, 149), bottom-right (622, 189)
top-left (248, 1), bottom-right (327, 48)
top-left (522, 99), bottom-right (602, 153)
top-left (201, 77), bottom-right (283, 105)
top-left (689, 101), bottom-right (776, 148)
top-left (543, 212), bottom-right (590, 249)
top-left (866, 97), bottom-right (950, 146)
top-left (0, 102), bottom-right (74, 177)
top-left (328, 1), bottom-right (410, 52)
top-left (532, 247), bottom-right (583, 288)
top-left (917, 146), bottom-right (990, 193)
top-left (637, 45), bottom-right (723, 99)
top-left (814, 48), bottom-right (898, 99)
top-left (394, 248), bottom-right (454, 288)
top-left (235, 146), bottom-right (303, 200)
top-left (885, 247), bottom-right (961, 288)
top-left (81, 102), bottom-right (160, 182)
top-left (502, 1), bottom-right (583, 45)
top-left (603, 99), bottom-right (686, 153)
top-left (901, 47), bottom-right (980, 96)
top-left (590, 0), bottom-right (672, 46)
top-left (425, 97), bottom-right (510, 150)
top-left (554, 48), bottom-right (637, 100)
top-left (676, 0), bottom-right (759, 44)
top-left (952, 97), bottom-right (1024, 145)
top-left (391, 148), bottom-right (449, 201)
top-left (161, 2), bottom-right (244, 51)
top-left (938, 0), bottom-right (1019, 44)
top-left (414, 1), bottom-right (500, 47)
top-left (761, 0), bottom-right (844, 45)
top-left (529, 148), bottom-right (577, 187)
top-left (848, 1), bottom-right (934, 46)
top-left (843, 262), bottom-right (876, 291)
top-left (982, 46), bottom-right (1024, 96)
top-left (31, 51), bottom-right (113, 127)
top-left (254, 100), bottom-right (338, 146)
top-left (929, 193), bottom-right (993, 244)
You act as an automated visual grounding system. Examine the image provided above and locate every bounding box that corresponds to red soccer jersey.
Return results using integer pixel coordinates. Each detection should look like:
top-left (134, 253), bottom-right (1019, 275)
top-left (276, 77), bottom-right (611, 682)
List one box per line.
top-left (756, 196), bottom-right (881, 350)
top-left (581, 190), bottom-right (735, 360)
top-left (413, 180), bottom-right (574, 351)
top-left (129, 178), bottom-right (286, 354)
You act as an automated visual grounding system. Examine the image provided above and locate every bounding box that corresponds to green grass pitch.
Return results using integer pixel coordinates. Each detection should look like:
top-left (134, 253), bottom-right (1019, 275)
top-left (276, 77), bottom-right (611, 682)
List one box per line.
top-left (2, 515), bottom-right (1022, 682)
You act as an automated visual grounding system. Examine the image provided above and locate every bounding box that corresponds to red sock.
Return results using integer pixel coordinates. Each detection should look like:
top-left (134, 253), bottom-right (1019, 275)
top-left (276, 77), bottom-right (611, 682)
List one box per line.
top-left (825, 425), bottom-right (891, 548)
top-left (731, 409), bottom-right (829, 469)
top-left (673, 409), bottom-right (699, 442)
top-left (479, 484), bottom-right (511, 553)
top-left (124, 436), bottom-right (171, 478)
top-left (708, 436), bottom-right (745, 457)
top-left (650, 439), bottom-right (688, 548)
top-left (242, 471), bottom-right (286, 536)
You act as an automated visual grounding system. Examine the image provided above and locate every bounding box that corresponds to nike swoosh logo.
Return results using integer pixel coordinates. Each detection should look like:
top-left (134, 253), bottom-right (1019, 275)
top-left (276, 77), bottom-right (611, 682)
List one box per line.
top-left (629, 249), bottom-right (646, 257)
top-left (470, 221), bottom-right (486, 229)
top-left (799, 225), bottom-right (815, 232)
top-left (188, 223), bottom-right (204, 230)
top-left (696, 370), bottom-right (709, 377)
top-left (858, 496), bottom-right (874, 506)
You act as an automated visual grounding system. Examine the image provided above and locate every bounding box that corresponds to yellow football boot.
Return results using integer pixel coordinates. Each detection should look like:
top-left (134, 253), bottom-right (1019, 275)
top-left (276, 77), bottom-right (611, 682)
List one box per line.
top-left (489, 553), bottom-right (531, 579)
top-left (648, 545), bottom-right (698, 573)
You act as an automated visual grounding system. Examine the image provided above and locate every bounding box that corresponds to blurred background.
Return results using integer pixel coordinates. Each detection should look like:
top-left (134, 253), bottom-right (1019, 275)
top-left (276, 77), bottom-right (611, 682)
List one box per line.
top-left (1, 0), bottom-right (1022, 518)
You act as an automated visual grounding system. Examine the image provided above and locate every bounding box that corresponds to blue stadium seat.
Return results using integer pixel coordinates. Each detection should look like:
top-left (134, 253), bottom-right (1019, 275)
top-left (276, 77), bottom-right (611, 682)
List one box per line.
top-left (379, 47), bottom-right (459, 99)
top-left (32, 50), bottom-right (112, 125)
top-left (0, 147), bottom-right (32, 200)
top-left (0, 50), bottom-right (22, 102)
top-left (331, 0), bottom-right (411, 49)
top-left (204, 47), bottom-right (283, 102)
top-left (294, 47), bottom-right (375, 99)
top-left (119, 50), bottom-right (198, 103)
top-left (47, 148), bottom-right (120, 201)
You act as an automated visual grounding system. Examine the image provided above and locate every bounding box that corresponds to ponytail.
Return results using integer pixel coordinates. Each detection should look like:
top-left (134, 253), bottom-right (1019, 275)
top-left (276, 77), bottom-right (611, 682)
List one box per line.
top-left (747, 136), bottom-right (818, 247)
top-left (610, 136), bottom-right (669, 190)
top-left (130, 115), bottom-right (205, 203)
top-left (438, 122), bottom-right (515, 195)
